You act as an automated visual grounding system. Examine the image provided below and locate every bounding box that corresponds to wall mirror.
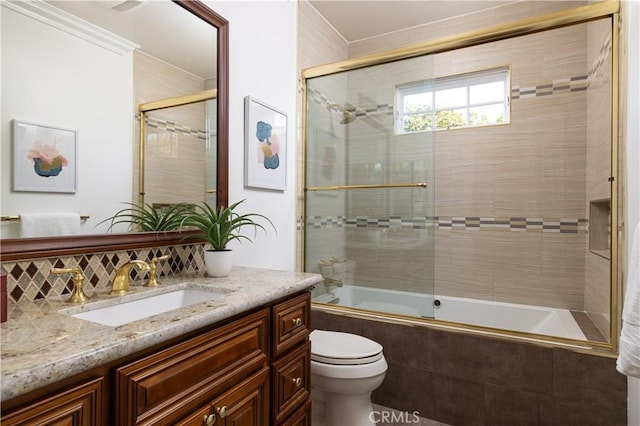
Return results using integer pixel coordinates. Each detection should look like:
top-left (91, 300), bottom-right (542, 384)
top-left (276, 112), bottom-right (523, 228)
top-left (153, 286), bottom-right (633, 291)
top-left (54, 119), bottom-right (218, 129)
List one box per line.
top-left (1, 0), bottom-right (228, 260)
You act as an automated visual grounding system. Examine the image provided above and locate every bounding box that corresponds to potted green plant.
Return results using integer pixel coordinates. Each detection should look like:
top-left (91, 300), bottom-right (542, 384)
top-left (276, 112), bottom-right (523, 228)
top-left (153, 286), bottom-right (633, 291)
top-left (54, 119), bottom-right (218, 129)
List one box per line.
top-left (97, 202), bottom-right (192, 233)
top-left (181, 199), bottom-right (276, 277)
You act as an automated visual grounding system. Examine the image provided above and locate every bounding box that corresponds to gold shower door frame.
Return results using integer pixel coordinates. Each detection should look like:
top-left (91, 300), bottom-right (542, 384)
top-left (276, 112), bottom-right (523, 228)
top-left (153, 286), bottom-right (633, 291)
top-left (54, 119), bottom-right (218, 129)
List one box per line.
top-left (301, 1), bottom-right (622, 353)
top-left (138, 89), bottom-right (217, 207)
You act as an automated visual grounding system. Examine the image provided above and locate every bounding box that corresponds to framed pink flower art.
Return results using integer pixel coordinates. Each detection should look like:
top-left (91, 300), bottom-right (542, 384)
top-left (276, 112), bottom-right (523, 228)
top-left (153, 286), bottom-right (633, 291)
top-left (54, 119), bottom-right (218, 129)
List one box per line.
top-left (12, 120), bottom-right (77, 193)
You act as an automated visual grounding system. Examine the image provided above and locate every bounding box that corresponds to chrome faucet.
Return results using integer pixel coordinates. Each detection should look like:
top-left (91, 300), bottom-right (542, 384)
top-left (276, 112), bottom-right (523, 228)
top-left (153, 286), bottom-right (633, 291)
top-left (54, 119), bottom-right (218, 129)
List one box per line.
top-left (111, 260), bottom-right (150, 295)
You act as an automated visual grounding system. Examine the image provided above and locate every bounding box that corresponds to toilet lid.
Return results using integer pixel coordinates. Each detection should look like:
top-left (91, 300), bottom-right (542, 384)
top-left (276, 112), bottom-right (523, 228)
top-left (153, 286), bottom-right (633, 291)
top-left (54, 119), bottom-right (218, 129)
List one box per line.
top-left (310, 330), bottom-right (383, 365)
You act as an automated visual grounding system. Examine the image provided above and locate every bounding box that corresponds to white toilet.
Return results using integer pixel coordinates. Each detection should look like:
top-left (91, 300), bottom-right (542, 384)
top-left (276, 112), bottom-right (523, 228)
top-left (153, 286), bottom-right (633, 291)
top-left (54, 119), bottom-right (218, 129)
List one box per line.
top-left (310, 329), bottom-right (388, 426)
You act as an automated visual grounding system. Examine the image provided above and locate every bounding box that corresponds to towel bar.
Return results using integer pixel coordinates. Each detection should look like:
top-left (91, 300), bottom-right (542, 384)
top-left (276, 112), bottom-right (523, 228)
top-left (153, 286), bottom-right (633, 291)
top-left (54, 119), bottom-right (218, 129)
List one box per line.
top-left (1, 214), bottom-right (90, 222)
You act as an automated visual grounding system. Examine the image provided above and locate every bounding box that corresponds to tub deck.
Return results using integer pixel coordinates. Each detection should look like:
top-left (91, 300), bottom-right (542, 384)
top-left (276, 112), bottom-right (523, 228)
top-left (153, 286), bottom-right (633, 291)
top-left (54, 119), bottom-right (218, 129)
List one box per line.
top-left (313, 285), bottom-right (587, 340)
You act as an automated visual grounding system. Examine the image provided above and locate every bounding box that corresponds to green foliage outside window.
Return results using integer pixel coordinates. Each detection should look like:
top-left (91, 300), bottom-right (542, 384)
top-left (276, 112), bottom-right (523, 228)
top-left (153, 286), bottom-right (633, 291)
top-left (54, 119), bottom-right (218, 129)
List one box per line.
top-left (403, 104), bottom-right (504, 132)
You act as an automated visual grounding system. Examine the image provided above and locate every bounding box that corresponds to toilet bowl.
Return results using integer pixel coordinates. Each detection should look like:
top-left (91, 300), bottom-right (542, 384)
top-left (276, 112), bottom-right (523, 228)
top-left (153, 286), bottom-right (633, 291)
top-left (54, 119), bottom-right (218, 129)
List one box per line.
top-left (310, 330), bottom-right (388, 426)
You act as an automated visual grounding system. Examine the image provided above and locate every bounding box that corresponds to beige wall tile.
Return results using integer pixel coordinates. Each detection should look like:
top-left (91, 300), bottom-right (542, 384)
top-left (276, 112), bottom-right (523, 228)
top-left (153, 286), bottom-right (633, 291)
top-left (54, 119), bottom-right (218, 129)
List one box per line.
top-left (133, 51), bottom-right (208, 207)
top-left (298, 1), bottom-right (349, 71)
top-left (584, 17), bottom-right (613, 339)
top-left (300, 1), bottom-right (615, 326)
top-left (298, 2), bottom-right (349, 271)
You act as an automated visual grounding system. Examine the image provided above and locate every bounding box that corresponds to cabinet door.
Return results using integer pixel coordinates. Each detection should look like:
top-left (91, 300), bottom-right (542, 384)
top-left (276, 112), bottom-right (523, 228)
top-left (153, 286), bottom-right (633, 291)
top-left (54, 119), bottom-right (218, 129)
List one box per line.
top-left (210, 366), bottom-right (270, 426)
top-left (271, 341), bottom-right (311, 424)
top-left (279, 400), bottom-right (311, 426)
top-left (174, 404), bottom-right (214, 426)
top-left (115, 309), bottom-right (269, 425)
top-left (1, 377), bottom-right (103, 426)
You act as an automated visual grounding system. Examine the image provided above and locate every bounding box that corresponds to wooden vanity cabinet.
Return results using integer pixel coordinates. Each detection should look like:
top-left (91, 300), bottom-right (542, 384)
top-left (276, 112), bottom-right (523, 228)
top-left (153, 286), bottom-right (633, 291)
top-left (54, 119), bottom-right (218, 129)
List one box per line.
top-left (1, 376), bottom-right (103, 426)
top-left (1, 290), bottom-right (313, 426)
top-left (115, 309), bottom-right (270, 425)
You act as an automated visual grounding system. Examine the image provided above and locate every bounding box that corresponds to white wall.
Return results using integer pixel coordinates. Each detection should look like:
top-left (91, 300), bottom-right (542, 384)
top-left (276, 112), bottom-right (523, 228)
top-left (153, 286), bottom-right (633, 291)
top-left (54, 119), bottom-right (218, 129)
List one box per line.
top-left (624, 0), bottom-right (640, 423)
top-left (205, 1), bottom-right (298, 272)
top-left (1, 5), bottom-right (133, 237)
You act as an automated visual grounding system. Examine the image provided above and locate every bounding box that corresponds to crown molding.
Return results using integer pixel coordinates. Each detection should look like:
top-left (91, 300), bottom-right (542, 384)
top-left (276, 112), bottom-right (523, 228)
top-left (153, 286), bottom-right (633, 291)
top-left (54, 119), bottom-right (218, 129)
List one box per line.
top-left (2, 0), bottom-right (139, 55)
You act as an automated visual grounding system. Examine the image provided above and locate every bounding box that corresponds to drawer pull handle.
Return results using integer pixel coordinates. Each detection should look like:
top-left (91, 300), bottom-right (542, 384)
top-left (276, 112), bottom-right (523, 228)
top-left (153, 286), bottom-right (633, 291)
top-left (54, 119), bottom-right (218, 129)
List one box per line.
top-left (203, 413), bottom-right (216, 426)
top-left (216, 406), bottom-right (229, 418)
top-left (292, 317), bottom-right (303, 327)
top-left (292, 377), bottom-right (302, 387)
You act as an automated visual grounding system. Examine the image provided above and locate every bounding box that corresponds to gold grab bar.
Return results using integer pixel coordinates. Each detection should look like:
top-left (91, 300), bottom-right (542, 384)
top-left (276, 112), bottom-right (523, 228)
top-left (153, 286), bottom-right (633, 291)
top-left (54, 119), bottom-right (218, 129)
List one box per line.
top-left (1, 214), bottom-right (90, 222)
top-left (306, 183), bottom-right (427, 192)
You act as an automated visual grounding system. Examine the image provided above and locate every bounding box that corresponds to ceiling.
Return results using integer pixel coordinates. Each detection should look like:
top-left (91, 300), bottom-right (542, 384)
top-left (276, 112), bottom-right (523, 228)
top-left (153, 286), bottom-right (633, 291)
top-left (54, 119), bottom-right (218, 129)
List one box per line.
top-left (48, 0), bottom-right (217, 79)
top-left (307, 0), bottom-right (519, 43)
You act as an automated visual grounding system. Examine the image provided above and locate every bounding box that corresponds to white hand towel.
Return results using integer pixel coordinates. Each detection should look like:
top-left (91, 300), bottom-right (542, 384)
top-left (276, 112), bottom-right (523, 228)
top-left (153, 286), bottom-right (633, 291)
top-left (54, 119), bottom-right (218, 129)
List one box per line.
top-left (617, 222), bottom-right (640, 378)
top-left (19, 213), bottom-right (81, 238)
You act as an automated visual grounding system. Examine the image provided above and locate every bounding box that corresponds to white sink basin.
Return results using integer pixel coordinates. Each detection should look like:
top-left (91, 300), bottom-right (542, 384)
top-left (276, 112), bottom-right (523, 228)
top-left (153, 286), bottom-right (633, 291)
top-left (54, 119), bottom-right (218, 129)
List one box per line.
top-left (70, 289), bottom-right (225, 327)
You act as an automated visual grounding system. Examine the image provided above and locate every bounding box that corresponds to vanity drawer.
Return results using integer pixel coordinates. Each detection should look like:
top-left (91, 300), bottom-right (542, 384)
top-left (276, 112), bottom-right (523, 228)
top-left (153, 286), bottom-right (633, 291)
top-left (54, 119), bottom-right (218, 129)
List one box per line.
top-left (272, 292), bottom-right (310, 357)
top-left (1, 376), bottom-right (104, 426)
top-left (115, 308), bottom-right (269, 425)
top-left (272, 340), bottom-right (311, 425)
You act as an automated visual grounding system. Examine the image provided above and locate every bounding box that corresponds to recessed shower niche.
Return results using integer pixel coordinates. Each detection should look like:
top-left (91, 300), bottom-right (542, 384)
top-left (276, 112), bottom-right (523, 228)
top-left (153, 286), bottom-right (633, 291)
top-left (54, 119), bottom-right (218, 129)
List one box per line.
top-left (589, 198), bottom-right (611, 259)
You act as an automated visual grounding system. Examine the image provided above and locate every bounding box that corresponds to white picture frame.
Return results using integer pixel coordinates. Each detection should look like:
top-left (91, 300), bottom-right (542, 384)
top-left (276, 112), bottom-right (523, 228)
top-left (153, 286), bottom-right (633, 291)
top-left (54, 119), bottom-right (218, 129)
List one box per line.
top-left (12, 120), bottom-right (78, 193)
top-left (244, 96), bottom-right (287, 191)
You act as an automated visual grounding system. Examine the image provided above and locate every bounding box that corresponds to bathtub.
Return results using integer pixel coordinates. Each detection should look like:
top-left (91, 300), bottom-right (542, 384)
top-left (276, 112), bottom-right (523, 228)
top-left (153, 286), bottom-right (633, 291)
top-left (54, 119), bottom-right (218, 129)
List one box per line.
top-left (312, 284), bottom-right (587, 341)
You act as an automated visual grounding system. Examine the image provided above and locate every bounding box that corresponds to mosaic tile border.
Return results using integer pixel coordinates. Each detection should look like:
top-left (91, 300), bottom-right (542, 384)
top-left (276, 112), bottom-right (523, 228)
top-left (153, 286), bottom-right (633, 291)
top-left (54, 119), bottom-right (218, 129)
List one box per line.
top-left (511, 35), bottom-right (611, 101)
top-left (589, 33), bottom-right (612, 83)
top-left (511, 76), bottom-right (587, 100)
top-left (307, 35), bottom-right (611, 119)
top-left (305, 215), bottom-right (587, 234)
top-left (1, 243), bottom-right (206, 303)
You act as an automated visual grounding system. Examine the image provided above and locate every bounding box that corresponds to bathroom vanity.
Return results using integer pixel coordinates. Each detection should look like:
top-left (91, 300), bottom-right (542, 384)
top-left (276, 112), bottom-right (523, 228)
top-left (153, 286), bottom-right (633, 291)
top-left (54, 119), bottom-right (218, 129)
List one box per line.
top-left (0, 267), bottom-right (321, 425)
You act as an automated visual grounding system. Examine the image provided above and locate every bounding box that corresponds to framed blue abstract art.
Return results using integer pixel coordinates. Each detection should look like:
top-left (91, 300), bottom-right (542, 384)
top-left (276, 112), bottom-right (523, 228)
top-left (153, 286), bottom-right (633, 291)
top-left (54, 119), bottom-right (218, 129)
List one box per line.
top-left (12, 120), bottom-right (77, 193)
top-left (244, 96), bottom-right (287, 191)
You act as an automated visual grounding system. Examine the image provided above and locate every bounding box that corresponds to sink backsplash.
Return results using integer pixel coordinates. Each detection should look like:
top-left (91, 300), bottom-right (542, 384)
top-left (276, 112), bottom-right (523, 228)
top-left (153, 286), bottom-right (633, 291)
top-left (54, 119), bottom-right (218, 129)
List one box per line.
top-left (1, 243), bottom-right (207, 303)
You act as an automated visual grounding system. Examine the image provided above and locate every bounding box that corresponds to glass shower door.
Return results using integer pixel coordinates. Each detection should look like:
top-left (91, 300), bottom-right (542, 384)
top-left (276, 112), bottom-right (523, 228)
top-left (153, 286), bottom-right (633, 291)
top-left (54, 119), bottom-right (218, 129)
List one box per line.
top-left (140, 95), bottom-right (217, 209)
top-left (305, 55), bottom-right (436, 319)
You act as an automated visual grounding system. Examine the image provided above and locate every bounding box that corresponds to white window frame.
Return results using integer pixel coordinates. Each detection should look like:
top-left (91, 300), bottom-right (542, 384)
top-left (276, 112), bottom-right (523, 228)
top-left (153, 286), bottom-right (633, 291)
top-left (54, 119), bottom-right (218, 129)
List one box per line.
top-left (395, 67), bottom-right (510, 134)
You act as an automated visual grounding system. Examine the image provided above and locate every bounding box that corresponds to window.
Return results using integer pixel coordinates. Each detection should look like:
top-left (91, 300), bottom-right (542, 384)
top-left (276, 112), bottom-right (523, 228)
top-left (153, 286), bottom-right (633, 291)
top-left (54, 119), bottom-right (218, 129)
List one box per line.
top-left (396, 67), bottom-right (510, 134)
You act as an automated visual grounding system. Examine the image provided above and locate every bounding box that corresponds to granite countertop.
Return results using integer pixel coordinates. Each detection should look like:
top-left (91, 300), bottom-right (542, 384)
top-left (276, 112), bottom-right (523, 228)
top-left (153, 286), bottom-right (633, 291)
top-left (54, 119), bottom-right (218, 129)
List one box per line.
top-left (0, 267), bottom-right (322, 402)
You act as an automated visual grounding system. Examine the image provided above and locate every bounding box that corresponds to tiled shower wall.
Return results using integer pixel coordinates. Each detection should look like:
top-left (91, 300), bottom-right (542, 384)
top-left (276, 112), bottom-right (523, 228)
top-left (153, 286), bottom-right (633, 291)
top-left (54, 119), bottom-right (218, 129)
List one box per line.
top-left (300, 3), bottom-right (613, 320)
top-left (133, 51), bottom-right (214, 206)
top-left (430, 23), bottom-right (591, 310)
top-left (585, 18), bottom-right (613, 337)
top-left (296, 1), bottom-right (590, 271)
top-left (1, 244), bottom-right (206, 303)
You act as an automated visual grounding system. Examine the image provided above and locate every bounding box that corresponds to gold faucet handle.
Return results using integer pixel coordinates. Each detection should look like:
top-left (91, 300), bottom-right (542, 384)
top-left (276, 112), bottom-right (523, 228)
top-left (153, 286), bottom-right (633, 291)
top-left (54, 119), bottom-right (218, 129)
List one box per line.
top-left (145, 255), bottom-right (170, 287)
top-left (51, 267), bottom-right (90, 304)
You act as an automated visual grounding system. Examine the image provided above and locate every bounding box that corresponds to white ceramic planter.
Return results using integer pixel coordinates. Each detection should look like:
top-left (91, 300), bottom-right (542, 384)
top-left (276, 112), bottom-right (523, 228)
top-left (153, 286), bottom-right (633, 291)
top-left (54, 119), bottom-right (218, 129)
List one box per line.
top-left (204, 249), bottom-right (233, 277)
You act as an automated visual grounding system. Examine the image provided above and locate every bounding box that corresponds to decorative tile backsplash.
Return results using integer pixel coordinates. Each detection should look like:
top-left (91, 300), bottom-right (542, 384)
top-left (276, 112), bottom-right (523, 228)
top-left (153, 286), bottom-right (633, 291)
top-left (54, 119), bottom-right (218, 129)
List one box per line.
top-left (1, 243), bottom-right (206, 303)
